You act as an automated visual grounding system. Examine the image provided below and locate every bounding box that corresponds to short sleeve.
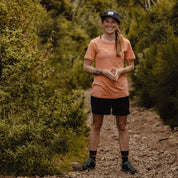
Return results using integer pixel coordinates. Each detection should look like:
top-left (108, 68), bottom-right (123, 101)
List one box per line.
top-left (84, 40), bottom-right (96, 61)
top-left (125, 41), bottom-right (135, 61)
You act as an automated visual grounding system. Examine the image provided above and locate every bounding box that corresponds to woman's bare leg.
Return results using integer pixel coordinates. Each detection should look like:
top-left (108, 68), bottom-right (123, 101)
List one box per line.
top-left (89, 114), bottom-right (104, 150)
top-left (116, 115), bottom-right (137, 174)
top-left (116, 115), bottom-right (129, 151)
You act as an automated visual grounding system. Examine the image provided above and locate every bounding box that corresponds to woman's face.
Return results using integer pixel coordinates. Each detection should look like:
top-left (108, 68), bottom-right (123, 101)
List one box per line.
top-left (102, 17), bottom-right (118, 34)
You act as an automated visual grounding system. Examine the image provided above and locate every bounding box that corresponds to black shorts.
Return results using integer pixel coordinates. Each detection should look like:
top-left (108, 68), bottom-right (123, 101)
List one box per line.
top-left (91, 96), bottom-right (130, 116)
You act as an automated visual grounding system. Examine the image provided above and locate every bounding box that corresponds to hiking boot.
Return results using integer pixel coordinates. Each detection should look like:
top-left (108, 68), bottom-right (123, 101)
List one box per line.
top-left (82, 157), bottom-right (96, 170)
top-left (122, 160), bottom-right (137, 174)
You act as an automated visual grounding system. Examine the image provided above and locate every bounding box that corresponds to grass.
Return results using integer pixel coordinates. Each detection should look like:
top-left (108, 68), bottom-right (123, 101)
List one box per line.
top-left (57, 134), bottom-right (89, 173)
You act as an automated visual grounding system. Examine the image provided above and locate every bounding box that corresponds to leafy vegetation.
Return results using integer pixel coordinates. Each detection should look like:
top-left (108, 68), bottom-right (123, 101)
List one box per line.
top-left (125, 0), bottom-right (178, 126)
top-left (0, 0), bottom-right (89, 176)
top-left (0, 0), bottom-right (177, 176)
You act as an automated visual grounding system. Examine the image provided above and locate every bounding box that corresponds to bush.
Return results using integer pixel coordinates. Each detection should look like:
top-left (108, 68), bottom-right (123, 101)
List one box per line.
top-left (126, 0), bottom-right (178, 126)
top-left (0, 0), bottom-right (89, 175)
top-left (151, 29), bottom-right (178, 125)
top-left (133, 27), bottom-right (178, 126)
top-left (0, 88), bottom-right (89, 176)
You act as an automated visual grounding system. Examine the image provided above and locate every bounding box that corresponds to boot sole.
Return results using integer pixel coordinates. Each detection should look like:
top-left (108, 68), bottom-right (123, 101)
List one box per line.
top-left (82, 166), bottom-right (95, 171)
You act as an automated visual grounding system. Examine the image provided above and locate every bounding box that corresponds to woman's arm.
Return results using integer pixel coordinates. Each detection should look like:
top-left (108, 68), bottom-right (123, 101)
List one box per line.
top-left (120, 59), bottom-right (134, 74)
top-left (112, 59), bottom-right (134, 81)
top-left (83, 58), bottom-right (103, 75)
top-left (83, 58), bottom-right (116, 81)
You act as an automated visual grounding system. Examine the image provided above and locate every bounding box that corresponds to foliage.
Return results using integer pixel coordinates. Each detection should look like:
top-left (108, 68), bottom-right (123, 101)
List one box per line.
top-left (0, 89), bottom-right (88, 176)
top-left (40, 0), bottom-right (73, 19)
top-left (0, 0), bottom-right (89, 175)
top-left (153, 31), bottom-right (178, 125)
top-left (125, 0), bottom-right (178, 126)
top-left (134, 28), bottom-right (178, 125)
top-left (1, 0), bottom-right (177, 176)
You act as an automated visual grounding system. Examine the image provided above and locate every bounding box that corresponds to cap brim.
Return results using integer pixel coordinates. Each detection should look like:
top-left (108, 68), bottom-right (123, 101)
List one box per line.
top-left (100, 15), bottom-right (120, 24)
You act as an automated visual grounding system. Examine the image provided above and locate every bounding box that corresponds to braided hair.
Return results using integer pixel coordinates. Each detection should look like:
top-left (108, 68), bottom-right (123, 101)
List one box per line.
top-left (115, 28), bottom-right (124, 57)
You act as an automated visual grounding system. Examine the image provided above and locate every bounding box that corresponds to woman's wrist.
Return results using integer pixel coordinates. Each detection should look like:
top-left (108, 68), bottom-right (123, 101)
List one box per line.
top-left (95, 68), bottom-right (103, 75)
top-left (117, 66), bottom-right (133, 75)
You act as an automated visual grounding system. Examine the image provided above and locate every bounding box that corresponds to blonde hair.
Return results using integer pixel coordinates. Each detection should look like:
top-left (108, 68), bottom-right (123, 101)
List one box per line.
top-left (115, 28), bottom-right (124, 57)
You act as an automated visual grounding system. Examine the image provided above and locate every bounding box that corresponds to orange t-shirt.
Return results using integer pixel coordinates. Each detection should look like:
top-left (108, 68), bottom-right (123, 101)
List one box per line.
top-left (84, 36), bottom-right (135, 99)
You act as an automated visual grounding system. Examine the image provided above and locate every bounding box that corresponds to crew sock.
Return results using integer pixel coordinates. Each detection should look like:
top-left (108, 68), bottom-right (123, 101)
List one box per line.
top-left (89, 150), bottom-right (97, 161)
top-left (121, 151), bottom-right (129, 163)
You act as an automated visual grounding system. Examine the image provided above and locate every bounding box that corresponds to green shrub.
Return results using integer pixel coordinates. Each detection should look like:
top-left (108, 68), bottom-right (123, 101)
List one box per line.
top-left (151, 29), bottom-right (178, 125)
top-left (0, 89), bottom-right (89, 176)
top-left (133, 27), bottom-right (178, 126)
top-left (126, 0), bottom-right (178, 126)
top-left (0, 0), bottom-right (89, 175)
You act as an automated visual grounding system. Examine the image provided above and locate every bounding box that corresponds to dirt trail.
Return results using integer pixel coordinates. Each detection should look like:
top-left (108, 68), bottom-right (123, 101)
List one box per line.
top-left (69, 90), bottom-right (178, 178)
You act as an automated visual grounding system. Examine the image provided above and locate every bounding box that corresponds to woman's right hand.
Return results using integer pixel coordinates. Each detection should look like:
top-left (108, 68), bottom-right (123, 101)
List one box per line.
top-left (102, 69), bottom-right (116, 81)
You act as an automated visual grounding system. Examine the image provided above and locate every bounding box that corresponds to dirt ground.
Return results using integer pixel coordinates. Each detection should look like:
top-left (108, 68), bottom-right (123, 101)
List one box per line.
top-left (68, 89), bottom-right (178, 178)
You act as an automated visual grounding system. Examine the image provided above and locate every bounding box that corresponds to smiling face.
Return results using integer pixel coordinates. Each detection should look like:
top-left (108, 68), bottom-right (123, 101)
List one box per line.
top-left (102, 17), bottom-right (119, 34)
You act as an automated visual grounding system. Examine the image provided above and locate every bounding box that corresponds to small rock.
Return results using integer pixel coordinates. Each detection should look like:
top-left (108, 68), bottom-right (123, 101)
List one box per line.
top-left (112, 135), bottom-right (118, 140)
top-left (171, 166), bottom-right (177, 171)
top-left (68, 172), bottom-right (77, 178)
top-left (132, 155), bottom-right (139, 161)
top-left (146, 167), bottom-right (152, 171)
top-left (71, 162), bottom-right (83, 171)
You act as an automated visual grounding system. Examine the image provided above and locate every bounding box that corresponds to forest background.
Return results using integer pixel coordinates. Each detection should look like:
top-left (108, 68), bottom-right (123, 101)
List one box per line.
top-left (0, 0), bottom-right (177, 176)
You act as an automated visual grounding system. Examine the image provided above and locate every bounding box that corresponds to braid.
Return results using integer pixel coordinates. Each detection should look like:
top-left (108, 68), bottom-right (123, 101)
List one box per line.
top-left (115, 28), bottom-right (123, 57)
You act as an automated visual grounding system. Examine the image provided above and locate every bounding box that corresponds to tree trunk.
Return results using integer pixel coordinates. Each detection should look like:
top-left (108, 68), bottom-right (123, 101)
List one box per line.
top-left (139, 0), bottom-right (158, 11)
top-left (147, 0), bottom-right (151, 9)
top-left (139, 0), bottom-right (148, 10)
top-left (151, 0), bottom-right (157, 6)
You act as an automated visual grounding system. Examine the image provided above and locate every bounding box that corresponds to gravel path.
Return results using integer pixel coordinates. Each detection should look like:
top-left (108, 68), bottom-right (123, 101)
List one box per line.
top-left (68, 90), bottom-right (178, 178)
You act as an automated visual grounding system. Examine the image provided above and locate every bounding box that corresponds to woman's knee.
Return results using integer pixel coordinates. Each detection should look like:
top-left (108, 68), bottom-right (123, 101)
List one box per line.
top-left (116, 115), bottom-right (127, 131)
top-left (117, 122), bottom-right (127, 131)
top-left (116, 118), bottom-right (127, 132)
top-left (91, 120), bottom-right (103, 131)
top-left (92, 123), bottom-right (102, 132)
top-left (91, 114), bottom-right (103, 131)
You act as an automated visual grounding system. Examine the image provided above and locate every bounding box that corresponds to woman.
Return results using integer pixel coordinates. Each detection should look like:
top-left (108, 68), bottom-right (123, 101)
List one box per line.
top-left (82, 9), bottom-right (137, 175)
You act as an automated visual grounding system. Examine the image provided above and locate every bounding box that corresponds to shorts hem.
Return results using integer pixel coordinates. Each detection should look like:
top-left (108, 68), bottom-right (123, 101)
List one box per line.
top-left (112, 112), bottom-right (130, 116)
top-left (92, 112), bottom-right (130, 116)
top-left (92, 111), bottom-right (111, 115)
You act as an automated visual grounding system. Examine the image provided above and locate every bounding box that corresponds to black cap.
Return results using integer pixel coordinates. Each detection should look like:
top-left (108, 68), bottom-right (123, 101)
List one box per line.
top-left (100, 9), bottom-right (120, 24)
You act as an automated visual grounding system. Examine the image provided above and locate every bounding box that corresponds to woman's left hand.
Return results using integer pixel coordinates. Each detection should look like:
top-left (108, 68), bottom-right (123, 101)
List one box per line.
top-left (111, 67), bottom-right (123, 81)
